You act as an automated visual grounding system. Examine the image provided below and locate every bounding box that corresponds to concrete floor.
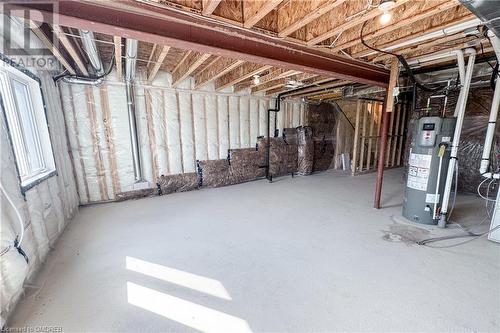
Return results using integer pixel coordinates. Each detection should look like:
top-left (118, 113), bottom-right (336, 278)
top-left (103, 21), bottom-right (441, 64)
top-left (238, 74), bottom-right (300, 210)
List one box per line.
top-left (8, 169), bottom-right (500, 332)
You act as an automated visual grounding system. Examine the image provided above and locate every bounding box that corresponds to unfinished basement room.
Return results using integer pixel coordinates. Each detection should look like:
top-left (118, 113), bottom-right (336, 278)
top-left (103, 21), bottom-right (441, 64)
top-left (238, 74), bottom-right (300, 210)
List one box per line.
top-left (0, 0), bottom-right (499, 332)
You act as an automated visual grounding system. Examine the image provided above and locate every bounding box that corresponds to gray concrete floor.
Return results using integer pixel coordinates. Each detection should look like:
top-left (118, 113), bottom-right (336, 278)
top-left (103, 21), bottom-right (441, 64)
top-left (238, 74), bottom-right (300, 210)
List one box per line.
top-left (8, 169), bottom-right (500, 332)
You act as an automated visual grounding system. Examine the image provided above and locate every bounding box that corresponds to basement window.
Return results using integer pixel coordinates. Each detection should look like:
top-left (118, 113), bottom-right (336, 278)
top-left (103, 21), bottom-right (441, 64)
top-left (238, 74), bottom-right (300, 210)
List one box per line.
top-left (0, 61), bottom-right (55, 191)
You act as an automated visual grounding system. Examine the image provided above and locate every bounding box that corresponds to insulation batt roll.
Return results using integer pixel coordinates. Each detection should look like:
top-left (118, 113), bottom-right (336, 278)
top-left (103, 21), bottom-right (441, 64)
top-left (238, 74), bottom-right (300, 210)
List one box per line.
top-left (297, 126), bottom-right (314, 175)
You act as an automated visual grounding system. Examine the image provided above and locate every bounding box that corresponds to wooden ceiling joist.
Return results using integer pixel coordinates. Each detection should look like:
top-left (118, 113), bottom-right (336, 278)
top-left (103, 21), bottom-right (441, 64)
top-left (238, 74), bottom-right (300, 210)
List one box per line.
top-left (352, 13), bottom-right (476, 59)
top-left (330, 1), bottom-right (458, 53)
top-left (194, 57), bottom-right (245, 89)
top-left (147, 45), bottom-right (171, 83)
top-left (113, 36), bottom-right (122, 80)
top-left (202, 0), bottom-right (222, 16)
top-left (265, 76), bottom-right (333, 96)
top-left (215, 63), bottom-right (272, 91)
top-left (371, 33), bottom-right (471, 63)
top-left (234, 68), bottom-right (301, 92)
top-left (251, 73), bottom-right (317, 94)
top-left (306, 0), bottom-right (411, 46)
top-left (243, 0), bottom-right (283, 29)
top-left (271, 79), bottom-right (348, 97)
top-left (28, 21), bottom-right (76, 75)
top-left (52, 24), bottom-right (88, 75)
top-left (277, 0), bottom-right (347, 38)
top-left (172, 51), bottom-right (211, 87)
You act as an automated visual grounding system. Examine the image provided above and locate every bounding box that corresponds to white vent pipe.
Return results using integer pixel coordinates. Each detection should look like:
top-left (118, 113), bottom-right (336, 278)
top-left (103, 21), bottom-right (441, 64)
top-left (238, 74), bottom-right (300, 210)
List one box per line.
top-left (125, 39), bottom-right (142, 182)
top-left (79, 30), bottom-right (104, 75)
top-left (479, 30), bottom-right (500, 178)
top-left (364, 19), bottom-right (482, 58)
top-left (438, 48), bottom-right (477, 228)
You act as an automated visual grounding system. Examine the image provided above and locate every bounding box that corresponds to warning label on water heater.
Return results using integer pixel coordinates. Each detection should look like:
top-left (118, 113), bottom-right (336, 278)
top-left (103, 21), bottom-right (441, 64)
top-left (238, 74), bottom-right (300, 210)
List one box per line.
top-left (407, 153), bottom-right (432, 191)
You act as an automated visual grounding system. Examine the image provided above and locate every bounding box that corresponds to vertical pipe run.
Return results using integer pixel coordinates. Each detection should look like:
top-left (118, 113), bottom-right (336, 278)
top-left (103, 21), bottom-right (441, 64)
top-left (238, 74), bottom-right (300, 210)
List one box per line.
top-left (438, 48), bottom-right (476, 227)
top-left (480, 31), bottom-right (500, 179)
top-left (374, 58), bottom-right (399, 209)
top-left (125, 39), bottom-right (142, 182)
top-left (79, 30), bottom-right (104, 75)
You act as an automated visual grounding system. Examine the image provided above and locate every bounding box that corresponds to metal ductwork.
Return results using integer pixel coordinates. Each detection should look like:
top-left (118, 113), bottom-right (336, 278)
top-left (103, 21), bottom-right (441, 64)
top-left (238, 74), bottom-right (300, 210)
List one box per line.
top-left (79, 30), bottom-right (104, 75)
top-left (62, 77), bottom-right (103, 86)
top-left (125, 39), bottom-right (142, 182)
top-left (460, 0), bottom-right (500, 37)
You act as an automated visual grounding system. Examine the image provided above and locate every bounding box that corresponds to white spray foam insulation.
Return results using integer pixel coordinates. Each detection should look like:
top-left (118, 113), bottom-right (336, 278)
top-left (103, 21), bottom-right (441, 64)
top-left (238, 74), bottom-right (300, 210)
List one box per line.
top-left (0, 19), bottom-right (79, 324)
top-left (59, 70), bottom-right (305, 203)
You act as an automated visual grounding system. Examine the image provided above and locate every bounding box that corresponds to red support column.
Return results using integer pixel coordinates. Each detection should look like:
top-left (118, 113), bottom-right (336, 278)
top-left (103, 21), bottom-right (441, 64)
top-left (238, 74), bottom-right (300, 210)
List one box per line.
top-left (374, 58), bottom-right (399, 209)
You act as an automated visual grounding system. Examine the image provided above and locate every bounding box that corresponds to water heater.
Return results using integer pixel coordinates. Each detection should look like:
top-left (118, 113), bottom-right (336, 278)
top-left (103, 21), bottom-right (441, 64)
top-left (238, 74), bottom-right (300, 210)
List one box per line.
top-left (403, 116), bottom-right (456, 225)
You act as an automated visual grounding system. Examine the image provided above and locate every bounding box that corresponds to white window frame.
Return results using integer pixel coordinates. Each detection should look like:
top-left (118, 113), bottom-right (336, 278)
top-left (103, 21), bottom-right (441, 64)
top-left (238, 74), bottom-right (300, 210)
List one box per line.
top-left (0, 60), bottom-right (56, 191)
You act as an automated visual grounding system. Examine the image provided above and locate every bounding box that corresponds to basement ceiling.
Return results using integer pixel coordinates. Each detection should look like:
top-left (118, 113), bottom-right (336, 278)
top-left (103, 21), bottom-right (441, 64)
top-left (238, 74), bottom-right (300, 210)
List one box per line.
top-left (3, 0), bottom-right (493, 98)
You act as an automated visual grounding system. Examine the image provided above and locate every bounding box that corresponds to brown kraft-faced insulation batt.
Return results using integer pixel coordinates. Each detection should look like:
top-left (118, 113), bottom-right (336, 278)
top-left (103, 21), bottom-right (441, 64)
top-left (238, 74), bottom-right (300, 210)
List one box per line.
top-left (297, 126), bottom-right (314, 175)
top-left (198, 147), bottom-right (266, 188)
top-left (307, 103), bottom-right (338, 171)
top-left (229, 148), bottom-right (266, 182)
top-left (257, 133), bottom-right (298, 177)
top-left (158, 172), bottom-right (200, 194)
top-left (197, 159), bottom-right (233, 188)
top-left (313, 139), bottom-right (335, 172)
top-left (115, 188), bottom-right (155, 201)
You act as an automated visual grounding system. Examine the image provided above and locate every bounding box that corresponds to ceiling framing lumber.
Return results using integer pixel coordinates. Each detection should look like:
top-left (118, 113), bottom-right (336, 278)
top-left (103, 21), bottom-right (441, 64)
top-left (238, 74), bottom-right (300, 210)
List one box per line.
top-left (5, 1), bottom-right (390, 87)
top-left (243, 0), bottom-right (283, 29)
top-left (172, 51), bottom-right (211, 87)
top-left (215, 63), bottom-right (272, 91)
top-left (194, 57), bottom-right (245, 89)
top-left (265, 76), bottom-right (333, 95)
top-left (234, 68), bottom-right (301, 92)
top-left (371, 33), bottom-right (471, 63)
top-left (113, 36), bottom-right (122, 80)
top-left (28, 20), bottom-right (76, 75)
top-left (330, 1), bottom-right (458, 53)
top-left (202, 0), bottom-right (222, 16)
top-left (52, 24), bottom-right (88, 75)
top-left (269, 79), bottom-right (347, 97)
top-left (277, 0), bottom-right (347, 38)
top-left (251, 73), bottom-right (317, 94)
top-left (147, 45), bottom-right (170, 83)
top-left (352, 14), bottom-right (476, 58)
top-left (306, 0), bottom-right (412, 46)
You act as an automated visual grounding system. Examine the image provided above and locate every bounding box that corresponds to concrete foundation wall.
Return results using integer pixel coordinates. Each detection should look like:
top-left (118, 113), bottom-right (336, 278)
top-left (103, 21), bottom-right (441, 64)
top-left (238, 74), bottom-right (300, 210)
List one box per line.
top-left (0, 16), bottom-right (79, 326)
top-left (59, 70), bottom-right (306, 203)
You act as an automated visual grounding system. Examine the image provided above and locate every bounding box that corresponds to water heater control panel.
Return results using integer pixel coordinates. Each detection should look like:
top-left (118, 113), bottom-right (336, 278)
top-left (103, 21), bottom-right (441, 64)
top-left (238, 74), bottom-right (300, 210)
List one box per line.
top-left (417, 117), bottom-right (442, 147)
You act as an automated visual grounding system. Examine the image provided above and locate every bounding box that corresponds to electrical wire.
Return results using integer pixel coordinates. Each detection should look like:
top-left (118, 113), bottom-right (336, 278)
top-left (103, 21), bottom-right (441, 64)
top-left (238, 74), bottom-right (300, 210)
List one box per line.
top-left (419, 177), bottom-right (499, 247)
top-left (53, 45), bottom-right (116, 84)
top-left (478, 177), bottom-right (497, 202)
top-left (419, 224), bottom-right (500, 248)
top-left (0, 183), bottom-right (24, 246)
top-left (360, 21), bottom-right (453, 93)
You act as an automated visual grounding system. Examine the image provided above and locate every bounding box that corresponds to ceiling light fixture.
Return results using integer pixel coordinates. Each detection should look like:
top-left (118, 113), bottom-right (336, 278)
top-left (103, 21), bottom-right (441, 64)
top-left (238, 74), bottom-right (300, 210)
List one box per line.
top-left (379, 12), bottom-right (392, 25)
top-left (253, 75), bottom-right (260, 85)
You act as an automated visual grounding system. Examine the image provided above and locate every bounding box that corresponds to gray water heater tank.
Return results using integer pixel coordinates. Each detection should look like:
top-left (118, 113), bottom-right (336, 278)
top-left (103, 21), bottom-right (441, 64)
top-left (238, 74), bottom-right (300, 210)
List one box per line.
top-left (402, 116), bottom-right (456, 225)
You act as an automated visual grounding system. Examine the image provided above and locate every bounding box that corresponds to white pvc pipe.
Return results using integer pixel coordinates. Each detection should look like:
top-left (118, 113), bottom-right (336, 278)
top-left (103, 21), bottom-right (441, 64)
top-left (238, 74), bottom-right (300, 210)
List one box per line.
top-left (365, 19), bottom-right (482, 57)
top-left (480, 31), bottom-right (500, 179)
top-left (438, 48), bottom-right (477, 228)
top-left (456, 50), bottom-right (466, 86)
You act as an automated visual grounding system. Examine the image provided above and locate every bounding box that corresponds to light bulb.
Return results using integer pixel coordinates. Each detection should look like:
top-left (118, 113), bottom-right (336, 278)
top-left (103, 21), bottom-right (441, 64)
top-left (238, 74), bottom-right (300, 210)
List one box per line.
top-left (380, 12), bottom-right (392, 25)
top-left (253, 75), bottom-right (260, 85)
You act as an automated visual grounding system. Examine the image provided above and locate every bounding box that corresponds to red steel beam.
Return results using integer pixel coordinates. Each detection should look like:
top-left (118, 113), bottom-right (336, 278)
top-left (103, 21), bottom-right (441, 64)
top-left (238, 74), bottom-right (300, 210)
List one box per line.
top-left (2, 0), bottom-right (390, 87)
